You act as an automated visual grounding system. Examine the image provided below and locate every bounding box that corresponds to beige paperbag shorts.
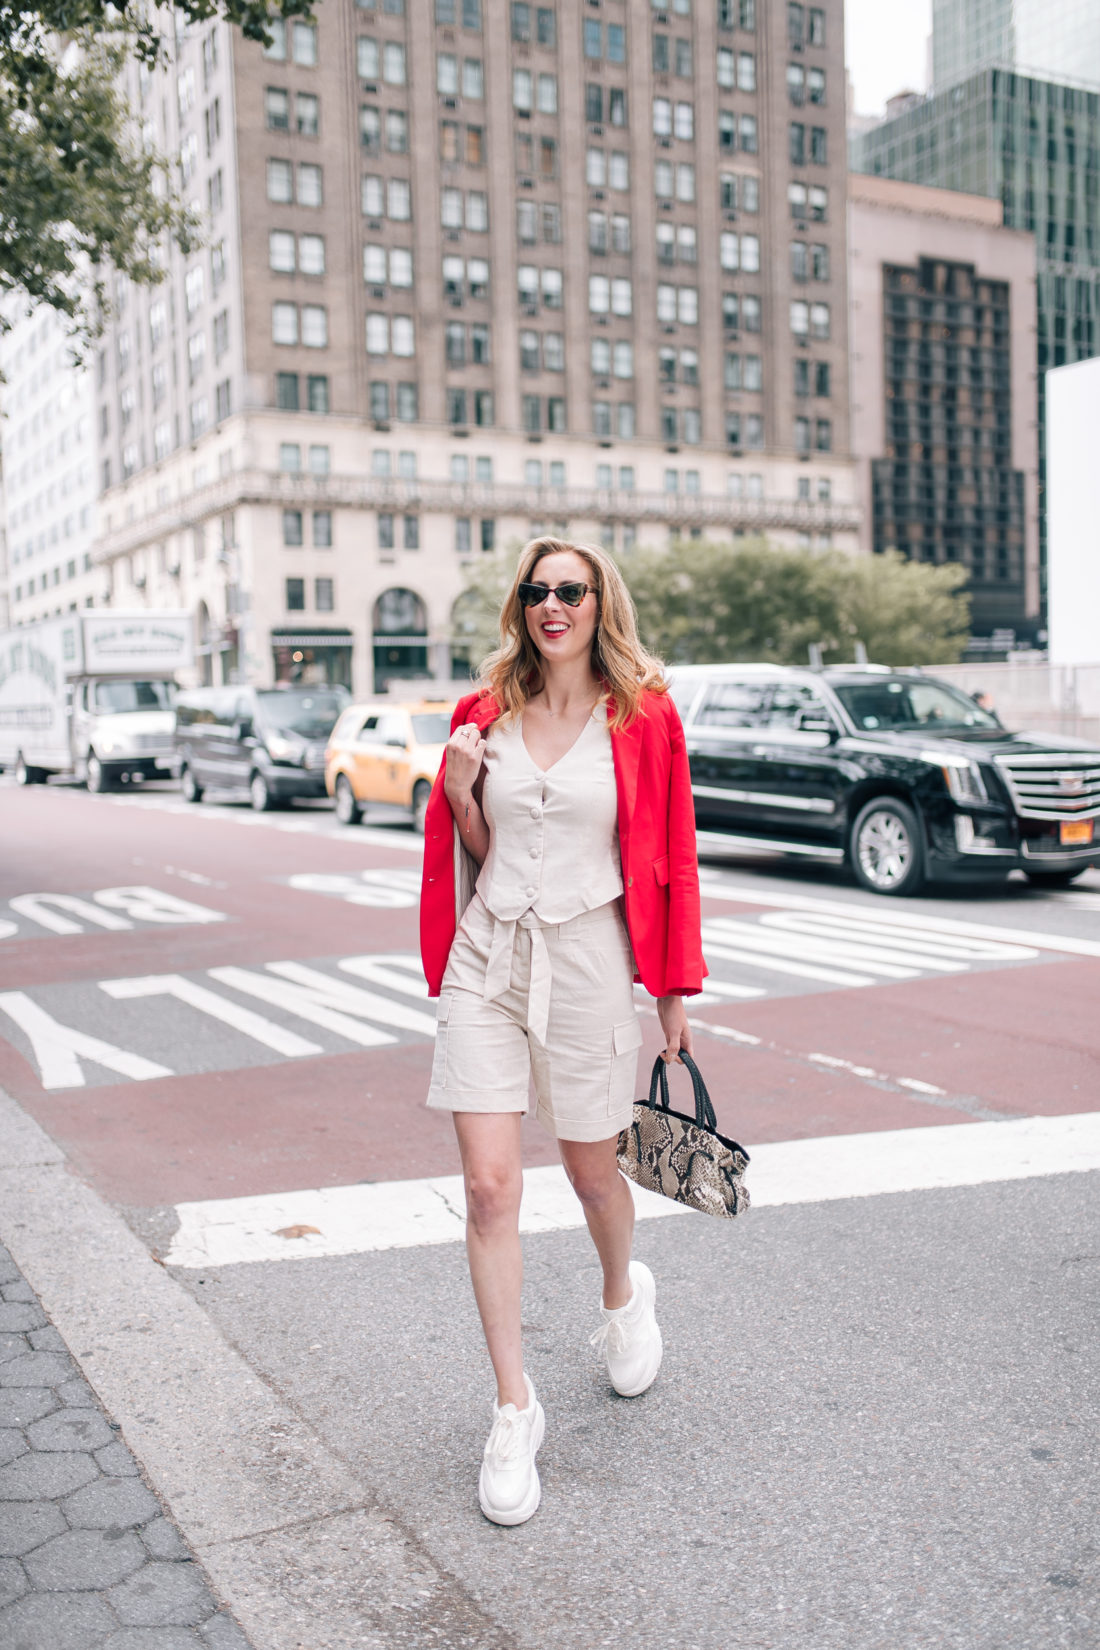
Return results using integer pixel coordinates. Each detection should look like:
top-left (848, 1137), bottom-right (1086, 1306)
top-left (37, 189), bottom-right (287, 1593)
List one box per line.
top-left (426, 894), bottom-right (644, 1143)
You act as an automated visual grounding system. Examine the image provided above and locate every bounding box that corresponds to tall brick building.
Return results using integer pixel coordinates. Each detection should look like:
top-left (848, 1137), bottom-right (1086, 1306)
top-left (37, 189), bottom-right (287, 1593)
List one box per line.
top-left (94, 0), bottom-right (858, 693)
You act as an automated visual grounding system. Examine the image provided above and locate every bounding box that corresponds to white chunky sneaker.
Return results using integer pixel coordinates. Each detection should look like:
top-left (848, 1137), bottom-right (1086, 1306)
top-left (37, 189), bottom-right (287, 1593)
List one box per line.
top-left (590, 1261), bottom-right (663, 1397)
top-left (478, 1374), bottom-right (545, 1526)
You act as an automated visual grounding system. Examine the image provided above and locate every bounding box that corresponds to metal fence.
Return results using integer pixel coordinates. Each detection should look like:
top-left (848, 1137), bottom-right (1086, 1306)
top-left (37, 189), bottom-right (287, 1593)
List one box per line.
top-left (935, 661), bottom-right (1100, 744)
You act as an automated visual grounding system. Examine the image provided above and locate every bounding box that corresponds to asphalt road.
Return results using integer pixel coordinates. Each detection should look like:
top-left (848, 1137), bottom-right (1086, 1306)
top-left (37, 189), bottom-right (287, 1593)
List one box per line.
top-left (0, 776), bottom-right (1097, 1650)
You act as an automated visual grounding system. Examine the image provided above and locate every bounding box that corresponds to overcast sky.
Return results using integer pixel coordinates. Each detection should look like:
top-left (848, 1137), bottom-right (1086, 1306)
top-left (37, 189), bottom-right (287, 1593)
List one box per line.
top-left (845, 0), bottom-right (933, 115)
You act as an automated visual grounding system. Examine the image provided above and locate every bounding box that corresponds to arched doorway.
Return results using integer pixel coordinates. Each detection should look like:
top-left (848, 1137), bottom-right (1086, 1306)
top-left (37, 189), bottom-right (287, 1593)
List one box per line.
top-left (372, 588), bottom-right (428, 693)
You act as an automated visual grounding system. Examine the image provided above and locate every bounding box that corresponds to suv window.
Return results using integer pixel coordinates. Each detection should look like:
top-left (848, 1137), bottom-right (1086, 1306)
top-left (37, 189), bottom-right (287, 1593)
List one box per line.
top-left (695, 681), bottom-right (770, 729)
top-left (355, 714), bottom-right (381, 741)
top-left (763, 683), bottom-right (832, 730)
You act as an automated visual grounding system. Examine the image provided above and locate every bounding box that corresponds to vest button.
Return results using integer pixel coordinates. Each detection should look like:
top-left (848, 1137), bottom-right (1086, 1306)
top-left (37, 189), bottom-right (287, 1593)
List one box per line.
top-left (529, 846), bottom-right (539, 859)
top-left (525, 886), bottom-right (535, 898)
top-left (529, 806), bottom-right (540, 818)
top-left (627, 876), bottom-right (634, 888)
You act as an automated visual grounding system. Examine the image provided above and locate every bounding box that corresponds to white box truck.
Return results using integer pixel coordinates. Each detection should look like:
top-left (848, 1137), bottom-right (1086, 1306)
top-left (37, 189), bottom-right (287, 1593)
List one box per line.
top-left (0, 610), bottom-right (194, 791)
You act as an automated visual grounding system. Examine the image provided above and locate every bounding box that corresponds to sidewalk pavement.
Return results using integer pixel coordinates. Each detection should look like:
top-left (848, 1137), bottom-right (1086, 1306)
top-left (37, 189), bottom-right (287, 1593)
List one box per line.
top-left (0, 1241), bottom-right (252, 1650)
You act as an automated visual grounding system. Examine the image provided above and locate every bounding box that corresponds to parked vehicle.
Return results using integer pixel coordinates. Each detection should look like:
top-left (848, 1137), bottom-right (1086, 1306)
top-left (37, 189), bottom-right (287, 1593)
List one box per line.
top-left (667, 664), bottom-right (1100, 896)
top-left (174, 684), bottom-right (349, 811)
top-left (0, 610), bottom-right (193, 791)
top-left (325, 699), bottom-right (455, 831)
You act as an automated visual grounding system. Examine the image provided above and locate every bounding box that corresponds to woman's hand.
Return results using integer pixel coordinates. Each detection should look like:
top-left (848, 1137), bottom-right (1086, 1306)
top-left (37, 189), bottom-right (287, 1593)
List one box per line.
top-left (443, 722), bottom-right (486, 802)
top-left (656, 994), bottom-right (692, 1064)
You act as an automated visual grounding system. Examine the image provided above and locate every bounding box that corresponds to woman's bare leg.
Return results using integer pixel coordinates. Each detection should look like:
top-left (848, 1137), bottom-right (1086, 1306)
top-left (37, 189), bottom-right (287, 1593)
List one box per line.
top-left (558, 1137), bottom-right (635, 1310)
top-left (453, 1111), bottom-right (527, 1409)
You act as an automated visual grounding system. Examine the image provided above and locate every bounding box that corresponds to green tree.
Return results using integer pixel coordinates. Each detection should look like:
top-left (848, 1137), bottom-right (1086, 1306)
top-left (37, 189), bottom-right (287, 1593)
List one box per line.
top-left (449, 550), bottom-right (522, 679)
top-left (622, 540), bottom-right (970, 669)
top-left (0, 0), bottom-right (311, 349)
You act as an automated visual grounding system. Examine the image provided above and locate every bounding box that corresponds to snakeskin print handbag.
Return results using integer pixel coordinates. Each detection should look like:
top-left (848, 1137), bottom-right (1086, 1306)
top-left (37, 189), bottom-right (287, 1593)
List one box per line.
top-left (617, 1051), bottom-right (750, 1220)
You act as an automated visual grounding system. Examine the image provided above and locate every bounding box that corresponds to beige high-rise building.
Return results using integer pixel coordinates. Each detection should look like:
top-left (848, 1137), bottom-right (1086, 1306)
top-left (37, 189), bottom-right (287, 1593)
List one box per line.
top-left (94, 0), bottom-right (858, 694)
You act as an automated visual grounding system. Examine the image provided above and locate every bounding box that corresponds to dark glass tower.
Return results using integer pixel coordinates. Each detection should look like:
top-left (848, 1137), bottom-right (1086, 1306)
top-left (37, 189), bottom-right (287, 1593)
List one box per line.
top-left (851, 68), bottom-right (1100, 635)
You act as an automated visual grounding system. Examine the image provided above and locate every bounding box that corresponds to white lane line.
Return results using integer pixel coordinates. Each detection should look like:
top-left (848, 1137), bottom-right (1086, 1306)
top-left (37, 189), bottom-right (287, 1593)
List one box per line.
top-left (700, 938), bottom-right (875, 989)
top-left (805, 1050), bottom-right (947, 1096)
top-left (705, 917), bottom-right (935, 977)
top-left (697, 876), bottom-right (1100, 959)
top-left (686, 1019), bottom-right (762, 1046)
top-left (164, 1110), bottom-right (1100, 1269)
top-left (760, 909), bottom-right (1038, 963)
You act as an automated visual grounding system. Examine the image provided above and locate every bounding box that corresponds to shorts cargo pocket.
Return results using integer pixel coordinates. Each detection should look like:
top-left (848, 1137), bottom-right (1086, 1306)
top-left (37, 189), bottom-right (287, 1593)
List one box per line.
top-left (608, 1016), bottom-right (644, 1113)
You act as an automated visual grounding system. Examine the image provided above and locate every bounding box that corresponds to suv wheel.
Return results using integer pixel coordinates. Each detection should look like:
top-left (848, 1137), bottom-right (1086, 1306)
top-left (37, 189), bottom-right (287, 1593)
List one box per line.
top-left (86, 753), bottom-right (110, 794)
top-left (180, 764), bottom-right (204, 804)
top-left (1024, 868), bottom-right (1087, 889)
top-left (412, 779), bottom-right (431, 835)
top-left (249, 771), bottom-right (275, 812)
top-left (334, 774), bottom-right (361, 826)
top-left (850, 797), bottom-right (925, 896)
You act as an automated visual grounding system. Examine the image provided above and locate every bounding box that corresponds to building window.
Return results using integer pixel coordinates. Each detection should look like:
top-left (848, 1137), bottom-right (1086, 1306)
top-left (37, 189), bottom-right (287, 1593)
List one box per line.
top-left (396, 383), bottom-right (418, 420)
top-left (789, 123), bottom-right (805, 166)
top-left (267, 158), bottom-right (293, 202)
top-left (298, 163), bottom-right (323, 206)
top-left (794, 416), bottom-right (810, 454)
top-left (272, 302), bottom-right (298, 345)
top-left (301, 305), bottom-right (328, 348)
top-left (315, 577), bottom-right (334, 611)
top-left (815, 418), bottom-right (832, 452)
top-left (812, 243), bottom-right (829, 280)
top-left (285, 577), bottom-right (306, 611)
top-left (480, 519), bottom-right (495, 551)
top-left (292, 21), bottom-right (317, 65)
top-left (270, 229), bottom-right (296, 273)
top-left (308, 443), bottom-right (330, 475)
top-left (810, 301), bottom-right (830, 339)
top-left (814, 362), bottom-right (830, 397)
top-left (283, 509), bottom-right (304, 546)
top-left (265, 87), bottom-right (289, 130)
top-left (378, 513), bottom-right (395, 550)
top-left (215, 379), bottom-right (231, 421)
top-left (810, 127), bottom-right (827, 164)
top-left (298, 92), bottom-right (320, 135)
top-left (279, 443), bottom-right (301, 472)
top-left (369, 382), bottom-right (389, 420)
top-left (403, 516), bottom-right (419, 550)
top-left (313, 510), bottom-right (333, 547)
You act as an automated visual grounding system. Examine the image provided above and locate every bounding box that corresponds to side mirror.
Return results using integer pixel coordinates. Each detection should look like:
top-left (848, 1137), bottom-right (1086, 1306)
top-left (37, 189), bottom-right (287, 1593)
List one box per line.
top-left (799, 716), bottom-right (838, 740)
top-left (233, 718), bottom-right (254, 742)
top-left (386, 736), bottom-right (408, 750)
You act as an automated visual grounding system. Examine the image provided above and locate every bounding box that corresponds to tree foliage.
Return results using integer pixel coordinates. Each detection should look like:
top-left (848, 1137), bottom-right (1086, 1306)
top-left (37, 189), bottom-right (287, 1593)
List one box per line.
top-left (0, 0), bottom-right (311, 348)
top-left (623, 541), bottom-right (971, 669)
top-left (450, 549), bottom-right (522, 680)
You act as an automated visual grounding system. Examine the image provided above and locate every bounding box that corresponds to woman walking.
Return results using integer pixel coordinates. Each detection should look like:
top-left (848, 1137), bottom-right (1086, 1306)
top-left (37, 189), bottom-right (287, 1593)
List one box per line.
top-left (419, 536), bottom-right (705, 1525)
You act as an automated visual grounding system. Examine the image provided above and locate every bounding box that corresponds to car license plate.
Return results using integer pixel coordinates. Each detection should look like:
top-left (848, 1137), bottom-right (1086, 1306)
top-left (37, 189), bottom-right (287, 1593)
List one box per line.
top-left (1059, 819), bottom-right (1094, 845)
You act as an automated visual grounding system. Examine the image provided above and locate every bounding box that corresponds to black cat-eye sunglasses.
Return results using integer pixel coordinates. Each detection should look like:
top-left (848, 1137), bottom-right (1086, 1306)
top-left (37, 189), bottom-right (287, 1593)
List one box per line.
top-left (517, 581), bottom-right (596, 608)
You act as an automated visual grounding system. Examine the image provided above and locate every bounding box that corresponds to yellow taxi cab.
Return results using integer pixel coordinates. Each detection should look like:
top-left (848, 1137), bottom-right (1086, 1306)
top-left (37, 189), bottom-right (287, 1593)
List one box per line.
top-left (324, 698), bottom-right (456, 831)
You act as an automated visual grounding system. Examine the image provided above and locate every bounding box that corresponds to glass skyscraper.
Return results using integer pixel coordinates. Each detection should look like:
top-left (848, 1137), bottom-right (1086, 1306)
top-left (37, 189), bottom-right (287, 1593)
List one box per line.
top-left (851, 68), bottom-right (1100, 632)
top-left (932, 0), bottom-right (1100, 93)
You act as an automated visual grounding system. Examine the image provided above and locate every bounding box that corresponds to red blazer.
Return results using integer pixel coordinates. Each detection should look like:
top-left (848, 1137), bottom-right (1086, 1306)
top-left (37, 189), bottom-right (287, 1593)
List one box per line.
top-left (419, 688), bottom-right (707, 999)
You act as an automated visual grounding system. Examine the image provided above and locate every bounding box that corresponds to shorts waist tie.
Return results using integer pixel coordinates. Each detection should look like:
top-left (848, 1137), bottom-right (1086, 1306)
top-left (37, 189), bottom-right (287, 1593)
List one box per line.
top-left (483, 909), bottom-right (554, 1046)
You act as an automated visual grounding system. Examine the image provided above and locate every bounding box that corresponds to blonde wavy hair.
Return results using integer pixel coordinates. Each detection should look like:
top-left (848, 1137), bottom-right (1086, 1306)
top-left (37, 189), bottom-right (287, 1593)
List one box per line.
top-left (479, 537), bottom-right (667, 730)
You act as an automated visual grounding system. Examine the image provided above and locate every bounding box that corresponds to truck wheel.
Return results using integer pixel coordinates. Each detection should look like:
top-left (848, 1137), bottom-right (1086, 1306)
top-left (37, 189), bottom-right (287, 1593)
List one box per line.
top-left (412, 779), bottom-right (431, 835)
top-left (850, 797), bottom-right (925, 897)
top-left (86, 753), bottom-right (111, 794)
top-left (334, 774), bottom-right (362, 826)
top-left (14, 753), bottom-right (44, 786)
top-left (249, 771), bottom-right (275, 812)
top-left (1024, 868), bottom-right (1087, 889)
top-left (180, 764), bottom-right (204, 804)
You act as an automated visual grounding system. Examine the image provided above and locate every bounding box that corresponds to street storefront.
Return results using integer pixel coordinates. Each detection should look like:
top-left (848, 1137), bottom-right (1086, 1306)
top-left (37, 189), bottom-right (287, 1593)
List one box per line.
top-left (271, 627), bottom-right (353, 688)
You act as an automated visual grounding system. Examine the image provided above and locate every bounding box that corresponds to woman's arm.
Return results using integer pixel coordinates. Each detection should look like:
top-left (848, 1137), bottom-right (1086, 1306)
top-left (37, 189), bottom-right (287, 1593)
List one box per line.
top-left (443, 723), bottom-right (490, 864)
top-left (656, 994), bottom-right (693, 1064)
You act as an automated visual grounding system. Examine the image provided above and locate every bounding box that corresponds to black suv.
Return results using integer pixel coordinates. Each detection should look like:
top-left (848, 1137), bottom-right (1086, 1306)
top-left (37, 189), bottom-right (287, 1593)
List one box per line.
top-left (668, 665), bottom-right (1100, 896)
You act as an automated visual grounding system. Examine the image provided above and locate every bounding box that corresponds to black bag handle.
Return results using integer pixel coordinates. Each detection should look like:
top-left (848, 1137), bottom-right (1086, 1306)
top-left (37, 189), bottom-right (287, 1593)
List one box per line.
top-left (647, 1050), bottom-right (718, 1134)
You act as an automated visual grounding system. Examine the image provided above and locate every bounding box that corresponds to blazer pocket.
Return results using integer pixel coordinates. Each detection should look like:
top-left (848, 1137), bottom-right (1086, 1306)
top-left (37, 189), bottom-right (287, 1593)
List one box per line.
top-left (651, 854), bottom-right (670, 887)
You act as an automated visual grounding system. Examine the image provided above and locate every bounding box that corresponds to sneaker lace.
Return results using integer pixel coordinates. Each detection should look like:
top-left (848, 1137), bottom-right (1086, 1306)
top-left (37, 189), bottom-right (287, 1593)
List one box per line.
top-left (589, 1315), bottom-right (629, 1358)
top-left (485, 1409), bottom-right (524, 1464)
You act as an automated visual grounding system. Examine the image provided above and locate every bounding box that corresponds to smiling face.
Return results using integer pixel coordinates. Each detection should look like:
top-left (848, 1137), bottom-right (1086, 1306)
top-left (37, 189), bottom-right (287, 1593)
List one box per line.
top-left (523, 549), bottom-right (600, 668)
